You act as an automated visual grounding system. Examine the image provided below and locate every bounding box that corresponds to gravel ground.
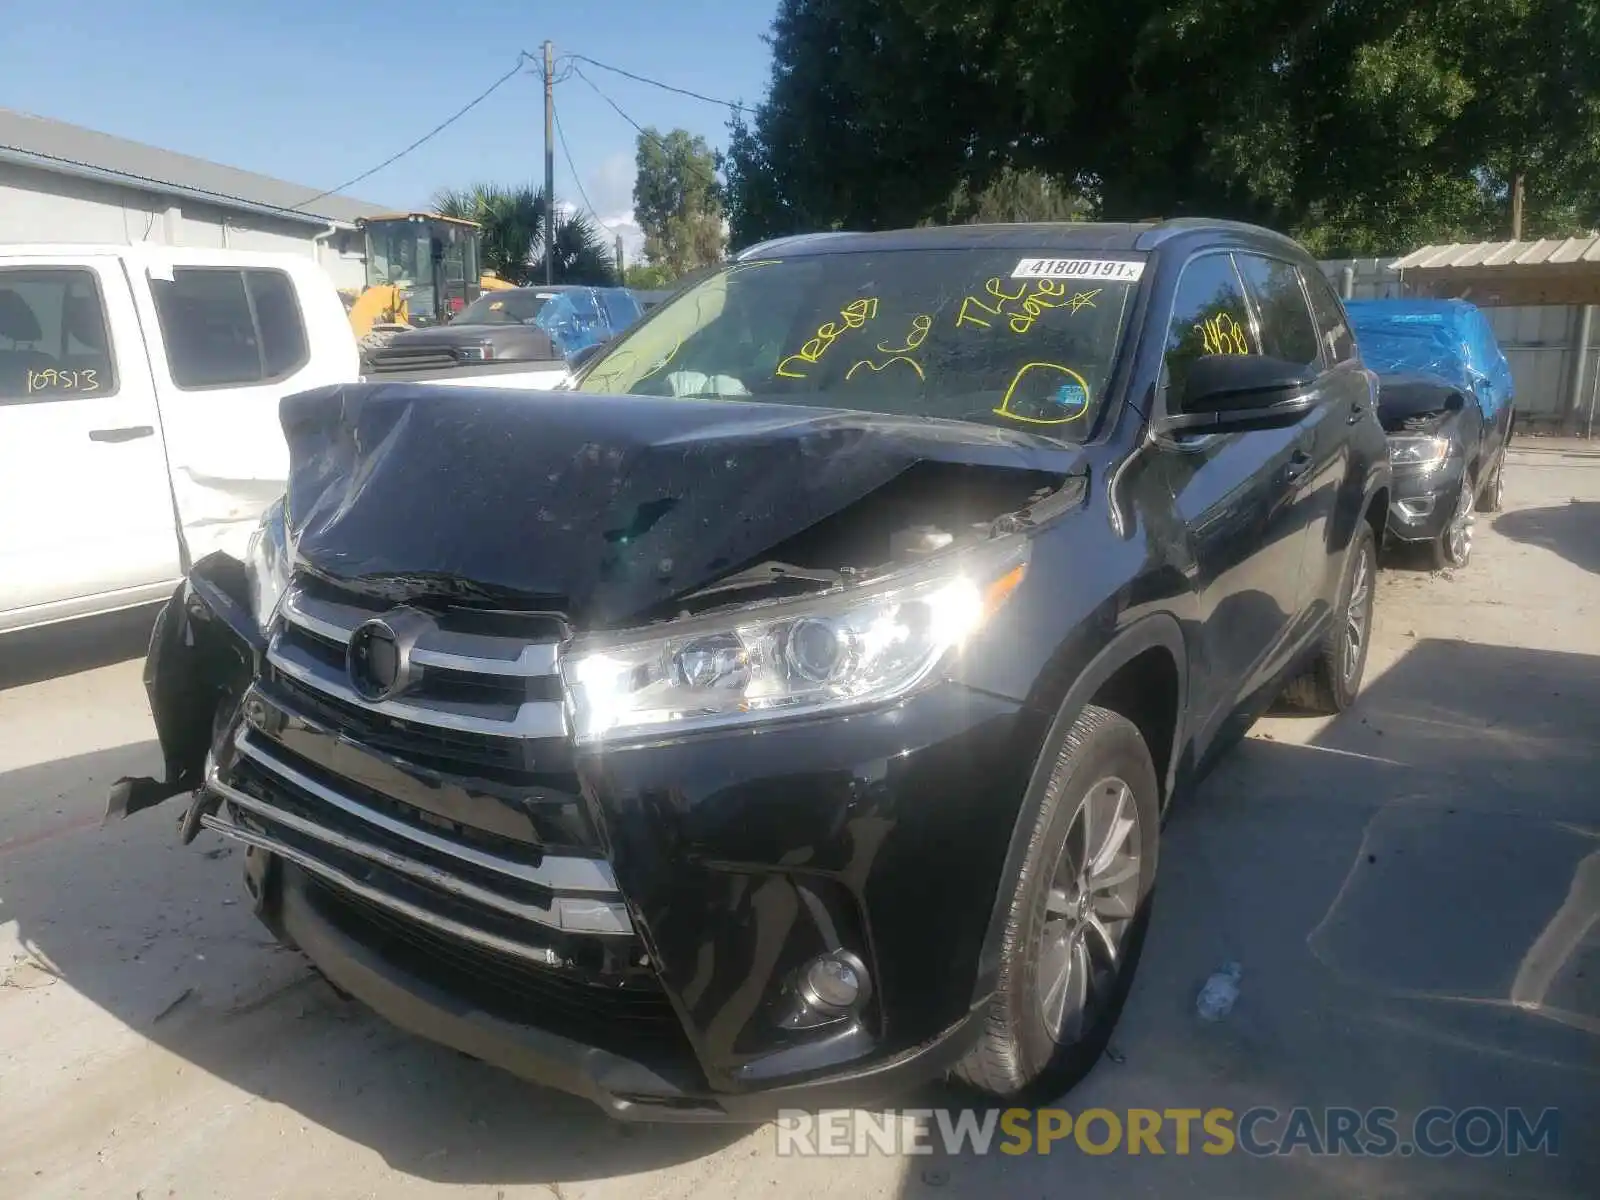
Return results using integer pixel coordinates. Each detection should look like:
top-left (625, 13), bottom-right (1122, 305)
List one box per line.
top-left (2, 440), bottom-right (1596, 1200)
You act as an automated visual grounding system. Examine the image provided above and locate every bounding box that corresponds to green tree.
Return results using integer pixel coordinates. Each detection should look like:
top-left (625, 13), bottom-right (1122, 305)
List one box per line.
top-left (432, 183), bottom-right (616, 285)
top-left (726, 0), bottom-right (1600, 255)
top-left (633, 129), bottom-right (727, 278)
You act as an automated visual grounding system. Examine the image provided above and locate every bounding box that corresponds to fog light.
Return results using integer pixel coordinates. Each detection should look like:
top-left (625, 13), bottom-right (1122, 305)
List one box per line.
top-left (799, 950), bottom-right (870, 1015)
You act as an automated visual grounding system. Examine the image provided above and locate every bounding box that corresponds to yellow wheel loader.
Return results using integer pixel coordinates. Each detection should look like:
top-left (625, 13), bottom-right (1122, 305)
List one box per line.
top-left (345, 213), bottom-right (516, 355)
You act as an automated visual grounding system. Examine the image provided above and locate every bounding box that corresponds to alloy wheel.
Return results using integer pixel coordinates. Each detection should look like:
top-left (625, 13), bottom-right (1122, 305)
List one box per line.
top-left (1343, 542), bottom-right (1372, 684)
top-left (1036, 776), bottom-right (1143, 1044)
top-left (1445, 481), bottom-right (1475, 565)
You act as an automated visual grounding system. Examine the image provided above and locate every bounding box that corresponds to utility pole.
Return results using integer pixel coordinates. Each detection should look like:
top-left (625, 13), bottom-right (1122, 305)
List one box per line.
top-left (1511, 173), bottom-right (1525, 241)
top-left (615, 235), bottom-right (625, 284)
top-left (543, 40), bottom-right (555, 284)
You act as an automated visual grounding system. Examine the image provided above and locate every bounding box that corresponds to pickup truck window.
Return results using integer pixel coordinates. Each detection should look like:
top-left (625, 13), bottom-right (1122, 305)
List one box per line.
top-left (0, 267), bottom-right (118, 404)
top-left (576, 249), bottom-right (1142, 439)
top-left (1162, 253), bottom-right (1260, 399)
top-left (1234, 254), bottom-right (1322, 368)
top-left (150, 268), bottom-right (308, 390)
top-left (1300, 268), bottom-right (1357, 366)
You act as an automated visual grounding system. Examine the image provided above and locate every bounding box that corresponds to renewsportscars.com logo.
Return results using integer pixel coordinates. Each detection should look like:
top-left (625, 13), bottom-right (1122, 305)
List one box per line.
top-left (774, 1106), bottom-right (1562, 1158)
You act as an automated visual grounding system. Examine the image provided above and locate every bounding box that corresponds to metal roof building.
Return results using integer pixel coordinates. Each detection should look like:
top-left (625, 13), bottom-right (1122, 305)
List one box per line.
top-left (1391, 235), bottom-right (1600, 306)
top-left (0, 108), bottom-right (390, 290)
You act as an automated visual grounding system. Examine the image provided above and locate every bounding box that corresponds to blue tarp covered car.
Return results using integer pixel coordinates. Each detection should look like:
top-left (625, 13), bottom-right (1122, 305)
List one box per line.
top-left (1345, 299), bottom-right (1516, 568)
top-left (1345, 299), bottom-right (1515, 422)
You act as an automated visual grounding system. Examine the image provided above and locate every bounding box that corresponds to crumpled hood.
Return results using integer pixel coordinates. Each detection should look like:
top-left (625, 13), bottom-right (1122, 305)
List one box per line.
top-left (279, 383), bottom-right (1082, 627)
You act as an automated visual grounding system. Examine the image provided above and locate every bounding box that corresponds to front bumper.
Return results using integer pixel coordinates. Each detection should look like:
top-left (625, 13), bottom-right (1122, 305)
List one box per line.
top-left (1383, 455), bottom-right (1467, 543)
top-left (133, 565), bottom-right (1040, 1118)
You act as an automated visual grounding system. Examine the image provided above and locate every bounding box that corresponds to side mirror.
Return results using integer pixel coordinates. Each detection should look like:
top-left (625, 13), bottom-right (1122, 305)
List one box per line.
top-left (569, 339), bottom-right (610, 371)
top-left (1172, 355), bottom-right (1317, 429)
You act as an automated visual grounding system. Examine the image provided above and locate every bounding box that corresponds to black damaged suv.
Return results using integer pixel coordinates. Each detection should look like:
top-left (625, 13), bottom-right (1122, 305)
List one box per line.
top-left (111, 219), bottom-right (1390, 1119)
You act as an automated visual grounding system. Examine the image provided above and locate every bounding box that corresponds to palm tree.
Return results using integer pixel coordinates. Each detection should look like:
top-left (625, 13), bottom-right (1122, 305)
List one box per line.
top-left (432, 184), bottom-right (615, 286)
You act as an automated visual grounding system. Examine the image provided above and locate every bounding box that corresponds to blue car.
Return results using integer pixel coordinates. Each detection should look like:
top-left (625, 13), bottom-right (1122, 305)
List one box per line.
top-left (1345, 299), bottom-right (1516, 568)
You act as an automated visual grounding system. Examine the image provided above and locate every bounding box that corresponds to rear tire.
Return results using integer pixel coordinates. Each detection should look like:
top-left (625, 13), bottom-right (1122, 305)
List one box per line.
top-left (1281, 523), bottom-right (1376, 714)
top-left (955, 705), bottom-right (1159, 1105)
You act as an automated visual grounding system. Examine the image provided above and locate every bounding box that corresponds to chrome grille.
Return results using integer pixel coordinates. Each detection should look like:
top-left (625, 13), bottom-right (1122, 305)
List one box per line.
top-left (201, 576), bottom-right (639, 974)
top-left (268, 582), bottom-right (568, 739)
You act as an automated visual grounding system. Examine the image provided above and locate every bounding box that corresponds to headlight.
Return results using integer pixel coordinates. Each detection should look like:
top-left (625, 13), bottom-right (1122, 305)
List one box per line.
top-left (562, 542), bottom-right (1030, 743)
top-left (1388, 435), bottom-right (1451, 467)
top-left (244, 497), bottom-right (291, 631)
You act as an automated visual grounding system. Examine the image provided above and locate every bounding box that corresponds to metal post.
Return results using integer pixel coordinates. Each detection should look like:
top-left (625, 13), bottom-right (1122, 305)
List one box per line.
top-left (1511, 174), bottom-right (1525, 241)
top-left (1566, 304), bottom-right (1594, 436)
top-left (544, 40), bottom-right (555, 285)
top-left (1340, 264), bottom-right (1355, 300)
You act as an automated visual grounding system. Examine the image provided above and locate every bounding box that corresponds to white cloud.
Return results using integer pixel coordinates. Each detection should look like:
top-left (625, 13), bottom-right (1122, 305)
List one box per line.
top-left (554, 152), bottom-right (648, 269)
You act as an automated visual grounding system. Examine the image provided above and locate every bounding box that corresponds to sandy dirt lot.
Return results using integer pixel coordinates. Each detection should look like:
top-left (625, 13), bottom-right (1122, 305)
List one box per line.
top-left (3, 440), bottom-right (1596, 1200)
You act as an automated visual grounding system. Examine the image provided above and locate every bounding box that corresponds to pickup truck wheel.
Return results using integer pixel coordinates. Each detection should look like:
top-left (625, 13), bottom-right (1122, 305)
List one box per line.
top-left (1281, 523), bottom-right (1376, 714)
top-left (1432, 477), bottom-right (1476, 569)
top-left (955, 704), bottom-right (1158, 1105)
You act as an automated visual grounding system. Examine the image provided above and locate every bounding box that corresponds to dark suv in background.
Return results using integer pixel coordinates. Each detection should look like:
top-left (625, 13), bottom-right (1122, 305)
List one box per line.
top-left (112, 218), bottom-right (1389, 1119)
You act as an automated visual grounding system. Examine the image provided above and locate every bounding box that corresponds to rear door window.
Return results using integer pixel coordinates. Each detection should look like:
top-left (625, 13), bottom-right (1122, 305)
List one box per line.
top-left (1234, 254), bottom-right (1321, 367)
top-left (0, 267), bottom-right (118, 403)
top-left (1299, 268), bottom-right (1357, 366)
top-left (151, 267), bottom-right (308, 389)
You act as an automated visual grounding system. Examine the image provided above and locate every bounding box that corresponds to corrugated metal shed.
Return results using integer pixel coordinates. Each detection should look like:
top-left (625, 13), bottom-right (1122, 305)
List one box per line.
top-left (0, 107), bottom-right (390, 228)
top-left (1392, 235), bottom-right (1600, 271)
top-left (1388, 234), bottom-right (1600, 306)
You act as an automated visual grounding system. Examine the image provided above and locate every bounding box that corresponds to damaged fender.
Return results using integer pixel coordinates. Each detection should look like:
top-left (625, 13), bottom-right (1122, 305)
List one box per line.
top-left (105, 552), bottom-right (265, 825)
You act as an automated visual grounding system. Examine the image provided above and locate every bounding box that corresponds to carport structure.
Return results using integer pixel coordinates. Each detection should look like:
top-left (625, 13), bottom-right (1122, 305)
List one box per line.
top-left (1392, 234), bottom-right (1600, 434)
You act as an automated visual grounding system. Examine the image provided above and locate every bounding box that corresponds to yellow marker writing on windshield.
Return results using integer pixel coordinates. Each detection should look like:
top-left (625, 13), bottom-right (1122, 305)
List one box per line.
top-left (993, 363), bottom-right (1091, 425)
top-left (776, 297), bottom-right (879, 379)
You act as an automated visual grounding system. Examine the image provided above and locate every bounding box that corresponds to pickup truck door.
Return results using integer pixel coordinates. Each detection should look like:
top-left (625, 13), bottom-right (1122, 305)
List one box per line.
top-left (1152, 251), bottom-right (1313, 747)
top-left (129, 256), bottom-right (358, 563)
top-left (0, 253), bottom-right (181, 633)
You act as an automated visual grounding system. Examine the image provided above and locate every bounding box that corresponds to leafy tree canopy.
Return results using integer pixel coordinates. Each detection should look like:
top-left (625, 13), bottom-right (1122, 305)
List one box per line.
top-left (633, 128), bottom-right (728, 279)
top-left (724, 0), bottom-right (1600, 256)
top-left (432, 183), bottom-right (616, 285)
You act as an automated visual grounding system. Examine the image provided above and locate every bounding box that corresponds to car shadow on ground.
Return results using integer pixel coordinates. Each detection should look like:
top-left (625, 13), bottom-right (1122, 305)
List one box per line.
top-left (0, 604), bottom-right (161, 691)
top-left (889, 638), bottom-right (1599, 1199)
top-left (1493, 500), bottom-right (1600, 576)
top-left (0, 741), bottom-right (739, 1185)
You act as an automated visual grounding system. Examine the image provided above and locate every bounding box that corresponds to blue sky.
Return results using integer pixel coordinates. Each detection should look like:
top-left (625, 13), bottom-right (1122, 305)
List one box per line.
top-left (1, 0), bottom-right (778, 259)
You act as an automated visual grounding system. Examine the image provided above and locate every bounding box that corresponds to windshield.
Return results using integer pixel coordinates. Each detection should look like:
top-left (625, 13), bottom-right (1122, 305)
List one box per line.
top-left (455, 290), bottom-right (553, 326)
top-left (574, 249), bottom-right (1143, 439)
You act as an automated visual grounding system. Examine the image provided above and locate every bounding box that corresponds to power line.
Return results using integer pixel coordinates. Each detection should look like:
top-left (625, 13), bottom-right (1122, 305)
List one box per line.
top-left (552, 93), bottom-right (617, 236)
top-left (561, 53), bottom-right (745, 112)
top-left (569, 65), bottom-right (724, 192)
top-left (291, 55), bottom-right (530, 210)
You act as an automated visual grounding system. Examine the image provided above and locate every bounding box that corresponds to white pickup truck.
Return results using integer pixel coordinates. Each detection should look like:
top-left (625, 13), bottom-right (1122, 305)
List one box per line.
top-left (0, 244), bottom-right (360, 635)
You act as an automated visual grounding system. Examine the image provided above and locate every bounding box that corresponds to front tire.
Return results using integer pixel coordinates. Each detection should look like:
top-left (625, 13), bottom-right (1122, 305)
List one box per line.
top-left (955, 705), bottom-right (1158, 1105)
top-left (1432, 475), bottom-right (1476, 569)
top-left (1476, 447), bottom-right (1506, 514)
top-left (1281, 523), bottom-right (1376, 714)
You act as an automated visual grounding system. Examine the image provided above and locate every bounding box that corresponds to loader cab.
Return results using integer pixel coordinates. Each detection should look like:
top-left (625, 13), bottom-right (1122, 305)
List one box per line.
top-left (359, 213), bottom-right (483, 326)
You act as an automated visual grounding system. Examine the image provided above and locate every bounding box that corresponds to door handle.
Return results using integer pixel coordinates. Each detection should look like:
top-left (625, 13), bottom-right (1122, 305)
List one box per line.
top-left (89, 425), bottom-right (154, 443)
top-left (1284, 450), bottom-right (1313, 481)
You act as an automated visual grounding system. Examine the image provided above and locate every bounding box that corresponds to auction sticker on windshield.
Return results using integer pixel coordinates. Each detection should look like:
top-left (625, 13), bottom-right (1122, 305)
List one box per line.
top-left (1012, 258), bottom-right (1145, 282)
